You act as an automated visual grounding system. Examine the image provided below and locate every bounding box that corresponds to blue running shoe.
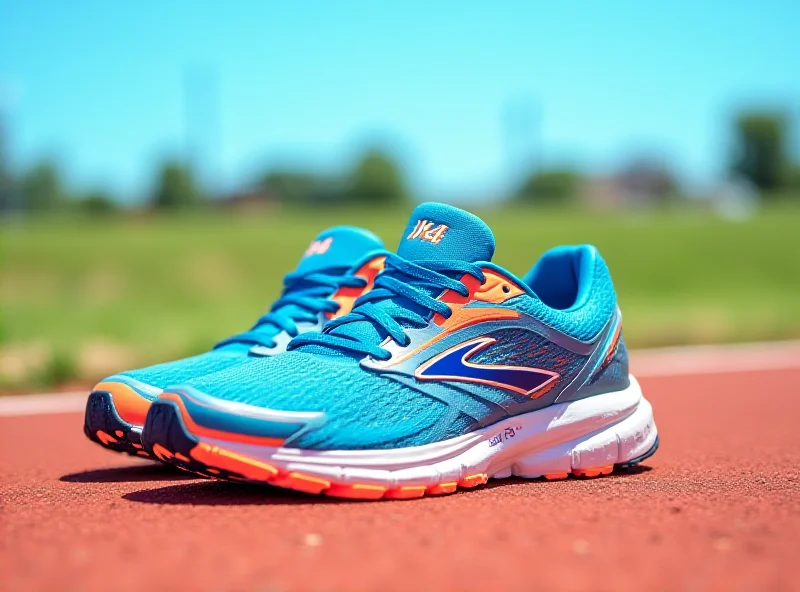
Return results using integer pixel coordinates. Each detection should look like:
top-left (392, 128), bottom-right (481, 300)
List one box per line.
top-left (84, 226), bottom-right (385, 458)
top-left (142, 204), bottom-right (658, 497)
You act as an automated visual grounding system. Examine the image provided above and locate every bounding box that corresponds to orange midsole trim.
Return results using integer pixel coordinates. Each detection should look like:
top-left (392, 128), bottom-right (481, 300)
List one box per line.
top-left (273, 472), bottom-right (330, 494)
top-left (189, 442), bottom-right (280, 480)
top-left (428, 482), bottom-right (457, 495)
top-left (458, 473), bottom-right (488, 488)
top-left (95, 381), bottom-right (153, 426)
top-left (385, 485), bottom-right (427, 499)
top-left (326, 483), bottom-right (387, 499)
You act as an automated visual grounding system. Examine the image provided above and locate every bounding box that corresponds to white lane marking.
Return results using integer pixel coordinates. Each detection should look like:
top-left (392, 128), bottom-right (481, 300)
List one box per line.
top-left (1, 340), bottom-right (799, 418)
top-left (631, 340), bottom-right (800, 377)
top-left (0, 392), bottom-right (86, 417)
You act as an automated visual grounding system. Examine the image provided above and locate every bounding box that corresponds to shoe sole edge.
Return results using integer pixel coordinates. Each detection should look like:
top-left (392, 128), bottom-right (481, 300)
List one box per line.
top-left (84, 391), bottom-right (153, 459)
top-left (142, 376), bottom-right (658, 500)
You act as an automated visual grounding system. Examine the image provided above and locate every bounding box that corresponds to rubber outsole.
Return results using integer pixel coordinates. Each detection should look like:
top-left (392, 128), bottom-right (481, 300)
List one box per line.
top-left (142, 399), bottom-right (660, 500)
top-left (84, 391), bottom-right (153, 459)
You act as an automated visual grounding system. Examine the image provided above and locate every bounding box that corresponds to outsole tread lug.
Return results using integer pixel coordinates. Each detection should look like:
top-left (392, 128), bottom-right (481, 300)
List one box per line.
top-left (84, 392), bottom-right (151, 458)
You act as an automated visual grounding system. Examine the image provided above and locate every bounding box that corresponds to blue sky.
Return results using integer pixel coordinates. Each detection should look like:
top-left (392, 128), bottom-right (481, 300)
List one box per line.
top-left (1, 0), bottom-right (799, 202)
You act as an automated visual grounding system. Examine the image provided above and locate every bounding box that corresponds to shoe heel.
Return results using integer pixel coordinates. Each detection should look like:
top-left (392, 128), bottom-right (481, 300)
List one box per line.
top-left (508, 381), bottom-right (658, 479)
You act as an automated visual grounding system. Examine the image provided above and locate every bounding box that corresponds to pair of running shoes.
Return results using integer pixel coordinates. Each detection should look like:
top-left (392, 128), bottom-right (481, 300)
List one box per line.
top-left (84, 202), bottom-right (658, 500)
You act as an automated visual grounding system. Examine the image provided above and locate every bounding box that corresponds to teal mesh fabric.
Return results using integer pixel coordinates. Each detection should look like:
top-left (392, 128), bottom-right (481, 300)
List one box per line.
top-left (504, 253), bottom-right (617, 342)
top-left (182, 351), bottom-right (449, 450)
top-left (472, 328), bottom-right (587, 378)
top-left (104, 226), bottom-right (385, 392)
top-left (398, 202), bottom-right (495, 262)
top-left (119, 351), bottom-right (253, 392)
top-left (295, 226), bottom-right (384, 274)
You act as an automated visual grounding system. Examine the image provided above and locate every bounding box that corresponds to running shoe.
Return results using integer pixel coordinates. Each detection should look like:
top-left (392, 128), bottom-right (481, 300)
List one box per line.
top-left (142, 203), bottom-right (658, 497)
top-left (84, 226), bottom-right (385, 458)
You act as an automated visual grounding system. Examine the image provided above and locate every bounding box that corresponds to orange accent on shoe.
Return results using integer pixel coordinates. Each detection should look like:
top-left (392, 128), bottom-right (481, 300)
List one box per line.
top-left (206, 468), bottom-right (221, 475)
top-left (273, 472), bottom-right (331, 495)
top-left (136, 450), bottom-right (150, 457)
top-left (94, 381), bottom-right (153, 426)
top-left (189, 442), bottom-right (279, 481)
top-left (158, 393), bottom-right (286, 448)
top-left (458, 473), bottom-right (488, 488)
top-left (132, 443), bottom-right (143, 449)
top-left (327, 255), bottom-right (386, 319)
top-left (151, 443), bottom-right (174, 461)
top-left (572, 465), bottom-right (614, 478)
top-left (600, 322), bottom-right (622, 370)
top-left (530, 380), bottom-right (558, 400)
top-left (114, 430), bottom-right (124, 438)
top-left (544, 472), bottom-right (569, 480)
top-left (95, 430), bottom-right (118, 446)
top-left (174, 452), bottom-right (191, 463)
top-left (434, 305), bottom-right (521, 332)
top-left (385, 485), bottom-right (427, 500)
top-left (427, 482), bottom-right (458, 495)
top-left (382, 307), bottom-right (520, 369)
top-left (468, 270), bottom-right (526, 304)
top-left (325, 483), bottom-right (387, 500)
top-left (434, 269), bottom-right (525, 322)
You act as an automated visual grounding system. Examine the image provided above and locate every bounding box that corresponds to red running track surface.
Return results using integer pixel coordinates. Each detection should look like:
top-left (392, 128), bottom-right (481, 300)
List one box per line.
top-left (2, 369), bottom-right (799, 591)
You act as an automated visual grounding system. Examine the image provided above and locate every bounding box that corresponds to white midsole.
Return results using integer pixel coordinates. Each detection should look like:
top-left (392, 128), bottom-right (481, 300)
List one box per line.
top-left (201, 375), bottom-right (657, 487)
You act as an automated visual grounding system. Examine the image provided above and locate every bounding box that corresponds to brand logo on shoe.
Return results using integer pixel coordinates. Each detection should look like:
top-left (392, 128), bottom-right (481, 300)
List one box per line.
top-left (407, 220), bottom-right (449, 245)
top-left (415, 337), bottom-right (559, 398)
top-left (305, 237), bottom-right (333, 256)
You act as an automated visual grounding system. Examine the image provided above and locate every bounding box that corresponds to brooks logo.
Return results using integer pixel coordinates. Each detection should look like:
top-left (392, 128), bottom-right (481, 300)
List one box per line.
top-left (414, 337), bottom-right (559, 398)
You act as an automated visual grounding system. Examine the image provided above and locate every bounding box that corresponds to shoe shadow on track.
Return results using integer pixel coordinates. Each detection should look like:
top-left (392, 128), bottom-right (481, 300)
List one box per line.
top-left (120, 465), bottom-right (653, 506)
top-left (60, 463), bottom-right (199, 484)
top-left (122, 480), bottom-right (347, 506)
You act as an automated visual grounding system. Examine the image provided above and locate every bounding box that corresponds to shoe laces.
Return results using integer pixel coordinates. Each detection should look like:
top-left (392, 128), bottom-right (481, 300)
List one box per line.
top-left (288, 253), bottom-right (485, 360)
top-left (214, 268), bottom-right (368, 350)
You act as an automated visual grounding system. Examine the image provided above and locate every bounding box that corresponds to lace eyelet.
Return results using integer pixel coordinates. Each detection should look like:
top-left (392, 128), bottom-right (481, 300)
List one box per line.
top-left (502, 285), bottom-right (511, 294)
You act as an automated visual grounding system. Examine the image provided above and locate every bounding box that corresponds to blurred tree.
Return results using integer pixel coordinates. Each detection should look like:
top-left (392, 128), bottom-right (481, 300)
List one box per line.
top-left (616, 158), bottom-right (679, 204)
top-left (345, 149), bottom-right (407, 204)
top-left (77, 190), bottom-right (117, 215)
top-left (152, 161), bottom-right (203, 209)
top-left (516, 167), bottom-right (580, 204)
top-left (789, 164), bottom-right (800, 192)
top-left (259, 170), bottom-right (328, 203)
top-left (730, 111), bottom-right (789, 191)
top-left (20, 161), bottom-right (64, 211)
top-left (0, 123), bottom-right (13, 212)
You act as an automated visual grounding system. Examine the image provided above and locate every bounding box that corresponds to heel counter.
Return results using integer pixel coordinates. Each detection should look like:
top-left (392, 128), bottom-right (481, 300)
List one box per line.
top-left (588, 331), bottom-right (630, 392)
top-left (590, 247), bottom-right (619, 319)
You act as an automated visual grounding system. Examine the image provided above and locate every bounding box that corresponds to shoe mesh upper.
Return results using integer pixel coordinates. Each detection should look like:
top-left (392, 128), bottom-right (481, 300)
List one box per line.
top-left (184, 351), bottom-right (448, 449)
top-left (119, 349), bottom-right (253, 392)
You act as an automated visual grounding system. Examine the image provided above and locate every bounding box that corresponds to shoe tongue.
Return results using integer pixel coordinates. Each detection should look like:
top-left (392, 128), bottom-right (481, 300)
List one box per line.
top-left (397, 202), bottom-right (495, 262)
top-left (294, 226), bottom-right (384, 274)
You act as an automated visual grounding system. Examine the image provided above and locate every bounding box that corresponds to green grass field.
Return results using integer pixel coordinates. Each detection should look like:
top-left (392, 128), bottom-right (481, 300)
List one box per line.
top-left (2, 204), bottom-right (799, 390)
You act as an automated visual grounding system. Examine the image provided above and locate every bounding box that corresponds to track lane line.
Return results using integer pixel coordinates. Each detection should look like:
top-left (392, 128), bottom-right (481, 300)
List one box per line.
top-left (631, 339), bottom-right (800, 377)
top-left (2, 339), bottom-right (799, 417)
top-left (0, 392), bottom-right (87, 417)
